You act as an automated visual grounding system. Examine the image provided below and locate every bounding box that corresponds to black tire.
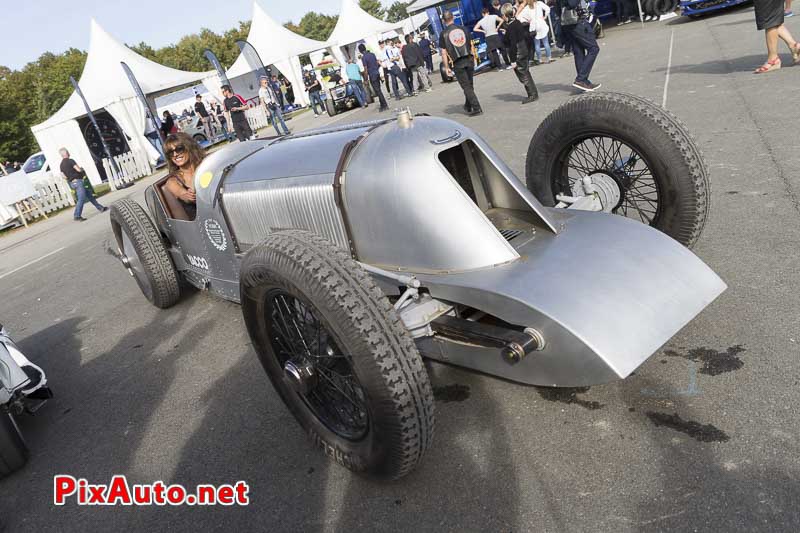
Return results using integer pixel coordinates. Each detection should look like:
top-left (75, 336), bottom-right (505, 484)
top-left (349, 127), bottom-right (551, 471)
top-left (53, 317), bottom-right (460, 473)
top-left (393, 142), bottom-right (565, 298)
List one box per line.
top-left (193, 134), bottom-right (207, 143)
top-left (324, 97), bottom-right (337, 117)
top-left (240, 230), bottom-right (434, 480)
top-left (525, 92), bottom-right (710, 248)
top-left (0, 412), bottom-right (28, 478)
top-left (110, 199), bottom-right (181, 308)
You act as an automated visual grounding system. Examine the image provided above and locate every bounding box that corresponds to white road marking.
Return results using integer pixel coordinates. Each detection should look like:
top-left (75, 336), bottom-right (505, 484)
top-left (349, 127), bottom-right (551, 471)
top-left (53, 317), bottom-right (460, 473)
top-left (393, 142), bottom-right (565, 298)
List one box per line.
top-left (0, 247), bottom-right (66, 281)
top-left (662, 29), bottom-right (675, 109)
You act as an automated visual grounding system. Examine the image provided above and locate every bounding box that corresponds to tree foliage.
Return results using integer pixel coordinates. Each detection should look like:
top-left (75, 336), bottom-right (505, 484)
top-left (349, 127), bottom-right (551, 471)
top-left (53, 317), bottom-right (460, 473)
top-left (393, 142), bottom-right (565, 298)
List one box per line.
top-left (0, 48), bottom-right (87, 162)
top-left (284, 12), bottom-right (339, 42)
top-left (385, 1), bottom-right (411, 23)
top-left (359, 0), bottom-right (386, 19)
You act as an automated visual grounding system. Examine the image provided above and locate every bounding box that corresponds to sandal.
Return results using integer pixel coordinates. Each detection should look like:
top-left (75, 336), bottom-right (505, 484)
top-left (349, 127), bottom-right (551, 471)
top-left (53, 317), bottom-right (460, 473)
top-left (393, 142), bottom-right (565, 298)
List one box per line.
top-left (754, 57), bottom-right (781, 73)
top-left (792, 43), bottom-right (800, 65)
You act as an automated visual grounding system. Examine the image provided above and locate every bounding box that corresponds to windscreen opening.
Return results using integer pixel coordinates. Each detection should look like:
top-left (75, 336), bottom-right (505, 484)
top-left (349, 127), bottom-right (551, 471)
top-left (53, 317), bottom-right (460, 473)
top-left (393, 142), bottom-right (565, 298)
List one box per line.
top-left (438, 140), bottom-right (553, 237)
top-left (437, 141), bottom-right (489, 212)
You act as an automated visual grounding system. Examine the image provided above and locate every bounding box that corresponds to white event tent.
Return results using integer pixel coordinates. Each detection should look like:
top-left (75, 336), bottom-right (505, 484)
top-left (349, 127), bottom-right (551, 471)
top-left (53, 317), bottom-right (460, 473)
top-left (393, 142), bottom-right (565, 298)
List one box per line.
top-left (221, 2), bottom-right (326, 106)
top-left (31, 20), bottom-right (212, 185)
top-left (324, 0), bottom-right (405, 66)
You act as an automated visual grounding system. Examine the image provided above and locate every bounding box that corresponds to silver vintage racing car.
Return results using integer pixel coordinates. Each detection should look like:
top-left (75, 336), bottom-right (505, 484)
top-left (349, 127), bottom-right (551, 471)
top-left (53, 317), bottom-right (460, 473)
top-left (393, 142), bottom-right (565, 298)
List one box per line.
top-left (110, 92), bottom-right (725, 480)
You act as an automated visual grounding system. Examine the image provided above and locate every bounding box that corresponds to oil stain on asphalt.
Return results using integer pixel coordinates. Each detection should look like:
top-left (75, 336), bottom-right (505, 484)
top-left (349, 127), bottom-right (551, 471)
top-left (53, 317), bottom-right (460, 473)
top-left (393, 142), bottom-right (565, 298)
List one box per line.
top-left (663, 345), bottom-right (745, 376)
top-left (646, 411), bottom-right (730, 442)
top-left (433, 384), bottom-right (471, 402)
top-left (536, 387), bottom-right (604, 410)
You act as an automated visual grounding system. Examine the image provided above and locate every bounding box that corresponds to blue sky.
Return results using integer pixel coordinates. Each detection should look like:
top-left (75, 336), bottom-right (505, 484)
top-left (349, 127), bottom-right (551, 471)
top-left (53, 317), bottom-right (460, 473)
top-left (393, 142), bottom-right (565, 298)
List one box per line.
top-left (1, 0), bottom-right (394, 70)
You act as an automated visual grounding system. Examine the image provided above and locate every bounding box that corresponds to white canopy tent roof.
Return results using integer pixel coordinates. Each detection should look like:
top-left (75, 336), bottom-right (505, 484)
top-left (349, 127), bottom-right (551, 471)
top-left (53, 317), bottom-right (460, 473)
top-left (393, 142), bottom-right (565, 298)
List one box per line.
top-left (325, 0), bottom-right (404, 48)
top-left (406, 0), bottom-right (449, 14)
top-left (400, 13), bottom-right (431, 35)
top-left (227, 2), bottom-right (327, 79)
top-left (222, 1), bottom-right (329, 106)
top-left (31, 19), bottom-right (213, 185)
top-left (33, 19), bottom-right (212, 132)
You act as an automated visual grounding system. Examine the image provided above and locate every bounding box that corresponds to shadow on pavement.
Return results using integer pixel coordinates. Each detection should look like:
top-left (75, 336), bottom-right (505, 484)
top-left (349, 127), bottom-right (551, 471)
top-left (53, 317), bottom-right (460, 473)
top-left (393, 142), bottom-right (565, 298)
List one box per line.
top-left (0, 304), bottom-right (213, 530)
top-left (652, 54), bottom-right (766, 75)
top-left (619, 375), bottom-right (800, 530)
top-left (131, 355), bottom-right (525, 530)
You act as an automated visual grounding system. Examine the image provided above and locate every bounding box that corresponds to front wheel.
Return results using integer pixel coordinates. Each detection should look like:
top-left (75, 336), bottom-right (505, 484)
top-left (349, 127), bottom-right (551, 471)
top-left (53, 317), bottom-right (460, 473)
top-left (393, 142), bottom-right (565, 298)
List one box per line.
top-left (110, 199), bottom-right (181, 308)
top-left (525, 92), bottom-right (710, 248)
top-left (0, 412), bottom-right (28, 478)
top-left (240, 230), bottom-right (434, 480)
top-left (324, 97), bottom-right (337, 117)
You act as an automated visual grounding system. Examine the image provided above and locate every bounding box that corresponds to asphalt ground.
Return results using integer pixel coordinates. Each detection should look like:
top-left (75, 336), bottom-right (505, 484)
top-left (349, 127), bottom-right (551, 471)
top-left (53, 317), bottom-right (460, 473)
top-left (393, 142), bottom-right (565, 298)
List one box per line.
top-left (1, 7), bottom-right (799, 531)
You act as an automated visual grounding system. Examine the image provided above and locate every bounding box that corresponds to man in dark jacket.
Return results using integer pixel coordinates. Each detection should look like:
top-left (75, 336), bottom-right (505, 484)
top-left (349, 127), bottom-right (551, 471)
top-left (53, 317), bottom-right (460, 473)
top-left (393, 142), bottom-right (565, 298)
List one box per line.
top-left (358, 43), bottom-right (389, 111)
top-left (440, 10), bottom-right (482, 116)
top-left (502, 4), bottom-right (539, 104)
top-left (59, 148), bottom-right (106, 221)
top-left (401, 34), bottom-right (433, 92)
top-left (560, 0), bottom-right (601, 91)
top-left (418, 33), bottom-right (434, 73)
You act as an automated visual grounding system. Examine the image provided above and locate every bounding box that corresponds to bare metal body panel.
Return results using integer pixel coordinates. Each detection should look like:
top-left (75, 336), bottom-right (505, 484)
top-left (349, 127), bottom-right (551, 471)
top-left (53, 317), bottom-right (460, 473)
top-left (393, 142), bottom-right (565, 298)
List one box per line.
top-left (141, 115), bottom-right (726, 387)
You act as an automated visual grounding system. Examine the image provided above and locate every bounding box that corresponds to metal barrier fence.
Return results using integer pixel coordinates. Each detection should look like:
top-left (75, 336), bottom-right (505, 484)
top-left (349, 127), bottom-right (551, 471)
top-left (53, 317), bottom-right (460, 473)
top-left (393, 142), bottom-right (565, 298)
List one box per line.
top-left (102, 149), bottom-right (151, 191)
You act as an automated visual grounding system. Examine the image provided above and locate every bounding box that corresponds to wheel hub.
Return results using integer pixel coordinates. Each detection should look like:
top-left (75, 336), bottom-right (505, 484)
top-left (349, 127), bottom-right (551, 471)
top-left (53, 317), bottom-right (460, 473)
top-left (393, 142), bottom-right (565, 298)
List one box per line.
top-left (578, 173), bottom-right (622, 212)
top-left (283, 359), bottom-right (318, 395)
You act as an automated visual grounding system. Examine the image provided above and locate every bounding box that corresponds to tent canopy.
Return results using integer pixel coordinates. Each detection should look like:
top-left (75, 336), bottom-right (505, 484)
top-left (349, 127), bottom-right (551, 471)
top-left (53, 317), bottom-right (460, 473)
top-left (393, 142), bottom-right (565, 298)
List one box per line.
top-left (407, 0), bottom-right (450, 14)
top-left (325, 0), bottom-right (404, 48)
top-left (227, 2), bottom-right (327, 79)
top-left (33, 19), bottom-right (211, 132)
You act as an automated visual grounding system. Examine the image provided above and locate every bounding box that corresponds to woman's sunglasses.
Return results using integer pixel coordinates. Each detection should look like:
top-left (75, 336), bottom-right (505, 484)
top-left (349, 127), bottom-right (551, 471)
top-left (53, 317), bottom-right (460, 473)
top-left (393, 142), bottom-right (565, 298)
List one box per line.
top-left (166, 145), bottom-right (186, 158)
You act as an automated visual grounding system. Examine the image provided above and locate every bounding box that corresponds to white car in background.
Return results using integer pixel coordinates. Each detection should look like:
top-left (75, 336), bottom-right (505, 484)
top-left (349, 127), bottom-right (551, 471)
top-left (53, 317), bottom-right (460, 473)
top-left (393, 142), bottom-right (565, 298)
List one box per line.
top-left (19, 152), bottom-right (54, 182)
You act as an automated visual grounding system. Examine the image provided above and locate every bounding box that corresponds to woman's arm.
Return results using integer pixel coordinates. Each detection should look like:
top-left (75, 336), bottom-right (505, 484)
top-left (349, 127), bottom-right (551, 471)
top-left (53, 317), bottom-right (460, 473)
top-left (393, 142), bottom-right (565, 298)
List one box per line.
top-left (164, 177), bottom-right (196, 203)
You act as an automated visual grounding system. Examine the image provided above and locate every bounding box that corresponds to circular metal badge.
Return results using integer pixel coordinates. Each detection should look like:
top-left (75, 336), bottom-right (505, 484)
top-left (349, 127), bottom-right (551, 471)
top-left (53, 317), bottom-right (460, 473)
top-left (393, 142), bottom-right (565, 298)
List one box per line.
top-left (204, 219), bottom-right (228, 251)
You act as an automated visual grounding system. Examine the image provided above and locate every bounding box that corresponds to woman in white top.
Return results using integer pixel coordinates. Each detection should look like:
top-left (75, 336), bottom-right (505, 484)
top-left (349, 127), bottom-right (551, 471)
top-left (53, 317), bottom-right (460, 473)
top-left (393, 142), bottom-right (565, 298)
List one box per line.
top-left (532, 0), bottom-right (552, 63)
top-left (516, 0), bottom-right (535, 64)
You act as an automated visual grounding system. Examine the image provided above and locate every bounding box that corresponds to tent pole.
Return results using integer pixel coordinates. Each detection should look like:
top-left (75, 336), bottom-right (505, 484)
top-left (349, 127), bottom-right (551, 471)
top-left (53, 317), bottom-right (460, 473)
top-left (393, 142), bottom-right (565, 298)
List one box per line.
top-left (638, 0), bottom-right (645, 29)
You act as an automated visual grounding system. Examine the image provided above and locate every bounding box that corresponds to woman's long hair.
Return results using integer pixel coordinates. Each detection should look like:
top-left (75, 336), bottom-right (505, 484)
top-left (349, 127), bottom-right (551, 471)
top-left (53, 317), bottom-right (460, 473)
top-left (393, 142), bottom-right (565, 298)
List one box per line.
top-left (164, 132), bottom-right (205, 175)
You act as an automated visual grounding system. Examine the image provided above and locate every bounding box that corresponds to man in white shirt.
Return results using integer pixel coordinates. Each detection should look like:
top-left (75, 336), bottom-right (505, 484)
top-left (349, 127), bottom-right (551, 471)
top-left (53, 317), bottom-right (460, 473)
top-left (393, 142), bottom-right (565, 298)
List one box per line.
top-left (258, 76), bottom-right (289, 136)
top-left (379, 40), bottom-right (413, 100)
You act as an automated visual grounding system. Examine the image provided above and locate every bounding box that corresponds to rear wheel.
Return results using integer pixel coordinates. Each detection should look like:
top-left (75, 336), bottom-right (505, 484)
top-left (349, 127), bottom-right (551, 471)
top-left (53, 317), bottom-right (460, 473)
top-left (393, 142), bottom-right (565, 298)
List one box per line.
top-left (110, 199), bottom-right (180, 308)
top-left (192, 134), bottom-right (207, 143)
top-left (525, 92), bottom-right (710, 248)
top-left (240, 230), bottom-right (434, 480)
top-left (0, 412), bottom-right (28, 479)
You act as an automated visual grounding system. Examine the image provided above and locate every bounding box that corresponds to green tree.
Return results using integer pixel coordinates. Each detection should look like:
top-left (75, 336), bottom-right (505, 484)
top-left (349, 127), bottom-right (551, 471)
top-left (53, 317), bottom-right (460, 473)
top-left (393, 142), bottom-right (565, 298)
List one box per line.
top-left (290, 12), bottom-right (339, 42)
top-left (359, 0), bottom-right (386, 20)
top-left (385, 1), bottom-right (411, 23)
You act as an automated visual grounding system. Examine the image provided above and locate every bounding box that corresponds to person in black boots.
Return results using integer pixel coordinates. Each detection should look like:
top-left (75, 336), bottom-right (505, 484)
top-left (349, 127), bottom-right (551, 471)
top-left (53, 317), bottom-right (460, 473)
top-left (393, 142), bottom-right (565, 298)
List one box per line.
top-left (560, 0), bottom-right (601, 91)
top-left (440, 10), bottom-right (482, 116)
top-left (502, 3), bottom-right (539, 104)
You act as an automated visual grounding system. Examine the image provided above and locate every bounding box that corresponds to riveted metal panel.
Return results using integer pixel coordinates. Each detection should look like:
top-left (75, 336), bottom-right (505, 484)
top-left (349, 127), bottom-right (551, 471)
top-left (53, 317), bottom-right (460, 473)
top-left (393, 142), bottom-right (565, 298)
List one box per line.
top-left (223, 174), bottom-right (349, 250)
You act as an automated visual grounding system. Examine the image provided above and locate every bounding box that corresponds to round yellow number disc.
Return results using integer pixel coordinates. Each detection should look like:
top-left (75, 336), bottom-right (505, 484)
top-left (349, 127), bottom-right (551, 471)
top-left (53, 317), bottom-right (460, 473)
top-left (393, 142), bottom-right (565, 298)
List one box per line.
top-left (199, 171), bottom-right (214, 189)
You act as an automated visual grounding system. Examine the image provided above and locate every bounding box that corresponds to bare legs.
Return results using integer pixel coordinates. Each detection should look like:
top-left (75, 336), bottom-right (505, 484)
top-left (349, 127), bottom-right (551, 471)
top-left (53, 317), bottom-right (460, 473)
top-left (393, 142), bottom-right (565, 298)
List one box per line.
top-left (762, 24), bottom-right (798, 63)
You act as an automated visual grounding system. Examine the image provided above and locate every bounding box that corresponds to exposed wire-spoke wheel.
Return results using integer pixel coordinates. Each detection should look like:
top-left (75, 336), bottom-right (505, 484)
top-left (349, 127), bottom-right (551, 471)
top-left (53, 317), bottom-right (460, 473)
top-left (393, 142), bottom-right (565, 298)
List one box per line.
top-left (240, 230), bottom-right (434, 480)
top-left (110, 199), bottom-right (180, 308)
top-left (526, 92), bottom-right (710, 248)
